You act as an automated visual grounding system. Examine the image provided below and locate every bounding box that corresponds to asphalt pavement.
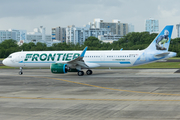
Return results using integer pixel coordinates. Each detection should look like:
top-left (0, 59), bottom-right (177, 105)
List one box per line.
top-left (0, 69), bottom-right (180, 119)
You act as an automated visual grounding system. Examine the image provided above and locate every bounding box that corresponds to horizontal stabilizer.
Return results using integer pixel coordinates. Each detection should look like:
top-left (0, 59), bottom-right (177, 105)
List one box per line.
top-left (154, 52), bottom-right (169, 58)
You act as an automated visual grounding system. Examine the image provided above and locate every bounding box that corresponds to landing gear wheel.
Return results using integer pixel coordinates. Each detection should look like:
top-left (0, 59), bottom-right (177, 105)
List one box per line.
top-left (19, 71), bottom-right (23, 75)
top-left (78, 71), bottom-right (84, 76)
top-left (19, 67), bottom-right (23, 75)
top-left (86, 70), bottom-right (92, 75)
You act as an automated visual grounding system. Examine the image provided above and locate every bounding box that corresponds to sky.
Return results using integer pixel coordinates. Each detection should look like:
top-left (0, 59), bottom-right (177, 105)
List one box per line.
top-left (0, 0), bottom-right (180, 38)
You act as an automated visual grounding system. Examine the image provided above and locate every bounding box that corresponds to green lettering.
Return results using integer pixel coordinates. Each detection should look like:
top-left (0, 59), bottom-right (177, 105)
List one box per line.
top-left (40, 54), bottom-right (47, 61)
top-left (24, 54), bottom-right (33, 61)
top-left (73, 53), bottom-right (80, 60)
top-left (57, 53), bottom-right (63, 61)
top-left (47, 53), bottom-right (56, 61)
top-left (66, 53), bottom-right (73, 61)
top-left (32, 54), bottom-right (39, 61)
top-left (62, 53), bottom-right (66, 61)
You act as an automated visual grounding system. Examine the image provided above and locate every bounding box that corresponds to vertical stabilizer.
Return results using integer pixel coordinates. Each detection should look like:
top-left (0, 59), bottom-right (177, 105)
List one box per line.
top-left (146, 25), bottom-right (173, 51)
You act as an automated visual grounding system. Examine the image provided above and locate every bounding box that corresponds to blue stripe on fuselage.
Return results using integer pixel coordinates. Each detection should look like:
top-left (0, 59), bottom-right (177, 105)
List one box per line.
top-left (19, 61), bottom-right (131, 65)
top-left (119, 62), bottom-right (131, 64)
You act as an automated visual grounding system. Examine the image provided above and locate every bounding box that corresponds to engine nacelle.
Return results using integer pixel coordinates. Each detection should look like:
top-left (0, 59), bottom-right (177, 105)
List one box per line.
top-left (51, 63), bottom-right (68, 74)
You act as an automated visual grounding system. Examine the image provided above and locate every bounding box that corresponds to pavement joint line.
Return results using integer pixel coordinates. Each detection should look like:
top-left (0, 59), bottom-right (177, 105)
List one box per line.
top-left (1, 96), bottom-right (180, 101)
top-left (37, 76), bottom-right (180, 96)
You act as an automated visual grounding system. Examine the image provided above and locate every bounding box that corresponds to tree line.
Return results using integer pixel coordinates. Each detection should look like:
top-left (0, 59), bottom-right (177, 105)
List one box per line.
top-left (0, 31), bottom-right (180, 58)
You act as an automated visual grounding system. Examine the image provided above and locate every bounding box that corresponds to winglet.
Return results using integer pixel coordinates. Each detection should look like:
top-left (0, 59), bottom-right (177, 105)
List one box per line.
top-left (80, 46), bottom-right (88, 57)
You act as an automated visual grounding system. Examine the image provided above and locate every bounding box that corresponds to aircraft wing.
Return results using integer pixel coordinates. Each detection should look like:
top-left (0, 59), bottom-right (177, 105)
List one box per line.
top-left (154, 52), bottom-right (170, 57)
top-left (67, 47), bottom-right (89, 69)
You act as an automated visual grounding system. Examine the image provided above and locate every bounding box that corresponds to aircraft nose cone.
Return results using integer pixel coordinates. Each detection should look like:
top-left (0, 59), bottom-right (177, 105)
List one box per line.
top-left (2, 59), bottom-right (7, 66)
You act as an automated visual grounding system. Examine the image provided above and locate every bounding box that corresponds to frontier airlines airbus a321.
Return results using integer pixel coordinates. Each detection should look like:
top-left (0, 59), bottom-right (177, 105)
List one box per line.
top-left (2, 25), bottom-right (177, 76)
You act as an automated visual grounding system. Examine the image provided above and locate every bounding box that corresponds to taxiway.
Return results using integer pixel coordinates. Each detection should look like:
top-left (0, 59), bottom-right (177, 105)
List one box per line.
top-left (0, 69), bottom-right (180, 120)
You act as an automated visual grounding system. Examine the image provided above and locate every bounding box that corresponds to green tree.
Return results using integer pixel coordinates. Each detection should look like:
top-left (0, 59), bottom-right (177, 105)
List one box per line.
top-left (84, 36), bottom-right (102, 50)
top-left (0, 39), bottom-right (18, 49)
top-left (0, 39), bottom-right (19, 57)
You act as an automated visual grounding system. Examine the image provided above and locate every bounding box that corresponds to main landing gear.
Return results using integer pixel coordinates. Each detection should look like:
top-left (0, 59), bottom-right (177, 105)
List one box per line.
top-left (86, 70), bottom-right (92, 75)
top-left (19, 67), bottom-right (23, 75)
top-left (77, 70), bottom-right (93, 76)
top-left (78, 71), bottom-right (84, 76)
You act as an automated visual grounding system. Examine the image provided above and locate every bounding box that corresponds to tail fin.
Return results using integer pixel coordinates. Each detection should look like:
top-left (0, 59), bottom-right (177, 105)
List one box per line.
top-left (146, 25), bottom-right (173, 51)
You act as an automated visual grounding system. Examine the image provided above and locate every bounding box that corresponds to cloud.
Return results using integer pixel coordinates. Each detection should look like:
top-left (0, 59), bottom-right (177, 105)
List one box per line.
top-left (1, 0), bottom-right (180, 38)
top-left (0, 0), bottom-right (122, 19)
top-left (158, 5), bottom-right (179, 18)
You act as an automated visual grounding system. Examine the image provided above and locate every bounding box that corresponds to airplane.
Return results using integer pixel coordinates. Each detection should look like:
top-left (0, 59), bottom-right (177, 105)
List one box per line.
top-left (2, 25), bottom-right (177, 76)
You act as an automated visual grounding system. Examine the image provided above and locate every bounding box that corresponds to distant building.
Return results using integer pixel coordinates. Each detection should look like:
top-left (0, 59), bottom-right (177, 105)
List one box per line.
top-left (176, 23), bottom-right (180, 38)
top-left (66, 25), bottom-right (111, 45)
top-left (52, 26), bottom-right (66, 43)
top-left (145, 18), bottom-right (159, 33)
top-left (0, 29), bottom-right (26, 43)
top-left (128, 23), bottom-right (134, 33)
top-left (66, 25), bottom-right (83, 44)
top-left (26, 26), bottom-right (51, 43)
top-left (89, 18), bottom-right (129, 36)
top-left (65, 19), bottom-right (133, 45)
top-left (98, 35), bottom-right (122, 43)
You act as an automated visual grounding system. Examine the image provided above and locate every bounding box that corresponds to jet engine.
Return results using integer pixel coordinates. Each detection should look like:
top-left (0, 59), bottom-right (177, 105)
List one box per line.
top-left (50, 63), bottom-right (69, 74)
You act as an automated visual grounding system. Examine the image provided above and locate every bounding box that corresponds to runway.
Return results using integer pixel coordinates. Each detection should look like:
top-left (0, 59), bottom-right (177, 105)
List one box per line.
top-left (0, 69), bottom-right (180, 120)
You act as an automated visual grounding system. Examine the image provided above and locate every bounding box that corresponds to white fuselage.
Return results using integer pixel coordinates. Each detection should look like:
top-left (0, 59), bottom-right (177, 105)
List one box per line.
top-left (3, 50), bottom-right (144, 68)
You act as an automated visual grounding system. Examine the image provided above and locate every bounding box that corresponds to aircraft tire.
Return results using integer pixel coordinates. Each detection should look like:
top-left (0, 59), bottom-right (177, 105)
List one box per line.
top-left (78, 71), bottom-right (84, 76)
top-left (19, 71), bottom-right (23, 75)
top-left (86, 70), bottom-right (92, 75)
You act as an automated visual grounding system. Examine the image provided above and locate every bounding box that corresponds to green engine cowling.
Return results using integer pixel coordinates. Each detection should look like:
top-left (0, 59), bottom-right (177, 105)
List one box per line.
top-left (51, 63), bottom-right (68, 74)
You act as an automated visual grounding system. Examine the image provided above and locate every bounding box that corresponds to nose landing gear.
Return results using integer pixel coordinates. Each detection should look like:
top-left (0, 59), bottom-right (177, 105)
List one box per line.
top-left (19, 67), bottom-right (23, 75)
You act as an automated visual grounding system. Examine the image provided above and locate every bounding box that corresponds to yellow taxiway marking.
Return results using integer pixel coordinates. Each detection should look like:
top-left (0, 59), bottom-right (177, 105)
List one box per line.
top-left (1, 96), bottom-right (180, 101)
top-left (1, 76), bottom-right (180, 101)
top-left (38, 76), bottom-right (180, 96)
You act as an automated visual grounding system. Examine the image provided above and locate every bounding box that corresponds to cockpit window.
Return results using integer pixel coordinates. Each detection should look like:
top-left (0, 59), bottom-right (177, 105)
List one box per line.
top-left (8, 56), bottom-right (12, 58)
